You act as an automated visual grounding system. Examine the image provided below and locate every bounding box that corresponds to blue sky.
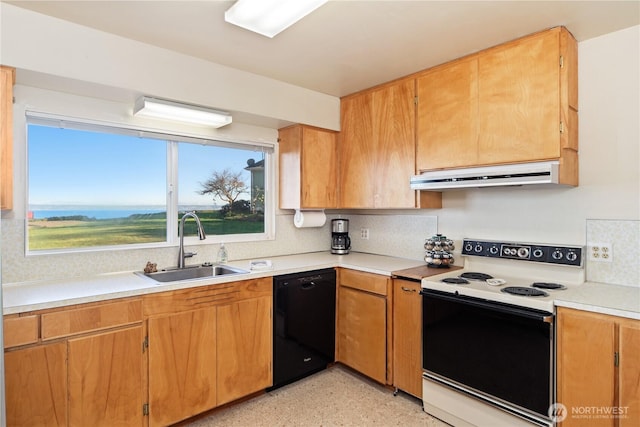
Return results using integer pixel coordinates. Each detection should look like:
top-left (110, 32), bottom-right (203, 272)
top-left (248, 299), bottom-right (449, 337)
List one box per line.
top-left (28, 125), bottom-right (259, 207)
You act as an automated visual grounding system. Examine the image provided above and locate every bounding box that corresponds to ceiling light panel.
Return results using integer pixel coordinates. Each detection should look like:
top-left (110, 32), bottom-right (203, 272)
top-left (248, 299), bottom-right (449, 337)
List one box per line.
top-left (225, 0), bottom-right (328, 38)
top-left (134, 97), bottom-right (232, 128)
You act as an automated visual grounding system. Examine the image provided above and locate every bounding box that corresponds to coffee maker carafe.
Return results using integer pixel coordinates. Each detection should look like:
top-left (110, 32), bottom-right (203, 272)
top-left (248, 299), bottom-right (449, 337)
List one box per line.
top-left (331, 219), bottom-right (351, 255)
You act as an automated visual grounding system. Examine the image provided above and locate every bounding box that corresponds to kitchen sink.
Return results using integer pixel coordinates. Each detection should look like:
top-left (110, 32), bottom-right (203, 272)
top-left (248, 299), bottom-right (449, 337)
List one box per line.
top-left (136, 264), bottom-right (249, 283)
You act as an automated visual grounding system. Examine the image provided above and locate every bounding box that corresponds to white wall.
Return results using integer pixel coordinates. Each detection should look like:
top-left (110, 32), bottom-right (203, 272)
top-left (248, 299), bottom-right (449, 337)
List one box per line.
top-left (0, 3), bottom-right (340, 130)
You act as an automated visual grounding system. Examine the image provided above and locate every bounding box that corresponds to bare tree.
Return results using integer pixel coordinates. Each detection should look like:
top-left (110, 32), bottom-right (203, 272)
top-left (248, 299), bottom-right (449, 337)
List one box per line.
top-left (199, 169), bottom-right (248, 212)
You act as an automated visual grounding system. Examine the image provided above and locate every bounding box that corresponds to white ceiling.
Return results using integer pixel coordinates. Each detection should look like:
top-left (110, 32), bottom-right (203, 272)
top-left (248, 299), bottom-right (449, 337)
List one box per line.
top-left (5, 0), bottom-right (640, 98)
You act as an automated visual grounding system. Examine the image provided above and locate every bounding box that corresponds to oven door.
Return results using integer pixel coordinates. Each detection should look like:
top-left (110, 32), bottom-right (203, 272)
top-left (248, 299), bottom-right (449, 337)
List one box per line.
top-left (421, 289), bottom-right (554, 421)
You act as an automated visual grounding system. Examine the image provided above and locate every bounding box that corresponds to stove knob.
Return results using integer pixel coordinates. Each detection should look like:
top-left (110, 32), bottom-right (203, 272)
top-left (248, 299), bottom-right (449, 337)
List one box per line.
top-left (552, 250), bottom-right (564, 260)
top-left (517, 247), bottom-right (530, 258)
top-left (566, 251), bottom-right (578, 262)
top-left (489, 245), bottom-right (499, 255)
top-left (532, 248), bottom-right (544, 258)
top-left (474, 244), bottom-right (483, 253)
top-left (464, 242), bottom-right (473, 252)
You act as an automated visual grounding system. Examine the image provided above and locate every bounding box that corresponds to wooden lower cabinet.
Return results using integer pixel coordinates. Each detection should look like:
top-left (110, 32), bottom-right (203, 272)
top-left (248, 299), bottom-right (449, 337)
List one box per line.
top-left (4, 298), bottom-right (145, 427)
top-left (68, 326), bottom-right (144, 427)
top-left (336, 269), bottom-right (389, 384)
top-left (392, 279), bottom-right (422, 398)
top-left (619, 321), bottom-right (640, 426)
top-left (5, 342), bottom-right (68, 427)
top-left (216, 296), bottom-right (272, 405)
top-left (557, 307), bottom-right (640, 427)
top-left (148, 308), bottom-right (217, 427)
top-left (144, 278), bottom-right (272, 426)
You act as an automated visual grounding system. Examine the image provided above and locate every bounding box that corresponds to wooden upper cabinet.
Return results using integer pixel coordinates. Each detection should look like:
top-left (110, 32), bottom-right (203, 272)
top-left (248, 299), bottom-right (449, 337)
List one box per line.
top-left (417, 56), bottom-right (479, 170)
top-left (279, 124), bottom-right (337, 209)
top-left (416, 27), bottom-right (578, 185)
top-left (1, 65), bottom-right (15, 210)
top-left (477, 29), bottom-right (561, 164)
top-left (339, 89), bottom-right (375, 208)
top-left (340, 78), bottom-right (441, 209)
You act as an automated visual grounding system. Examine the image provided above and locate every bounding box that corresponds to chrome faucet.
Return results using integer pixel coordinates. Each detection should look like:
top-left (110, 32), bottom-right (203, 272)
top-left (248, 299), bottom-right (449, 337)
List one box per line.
top-left (177, 211), bottom-right (206, 268)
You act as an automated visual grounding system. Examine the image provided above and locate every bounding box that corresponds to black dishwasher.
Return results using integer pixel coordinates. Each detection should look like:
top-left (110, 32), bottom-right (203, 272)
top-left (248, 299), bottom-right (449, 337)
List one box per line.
top-left (270, 268), bottom-right (336, 390)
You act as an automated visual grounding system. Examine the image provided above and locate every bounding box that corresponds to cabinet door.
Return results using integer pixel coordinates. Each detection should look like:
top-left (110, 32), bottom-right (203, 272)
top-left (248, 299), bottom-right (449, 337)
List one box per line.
top-left (216, 296), bottom-right (272, 405)
top-left (279, 125), bottom-right (337, 209)
top-left (340, 80), bottom-right (417, 208)
top-left (301, 126), bottom-right (337, 208)
top-left (557, 308), bottom-right (616, 427)
top-left (148, 307), bottom-right (217, 427)
top-left (5, 342), bottom-right (67, 427)
top-left (619, 320), bottom-right (640, 427)
top-left (478, 30), bottom-right (560, 164)
top-left (417, 57), bottom-right (479, 170)
top-left (372, 79), bottom-right (417, 208)
top-left (339, 90), bottom-right (376, 208)
top-left (392, 279), bottom-right (422, 398)
top-left (1, 66), bottom-right (15, 210)
top-left (337, 286), bottom-right (386, 383)
top-left (68, 326), bottom-right (144, 427)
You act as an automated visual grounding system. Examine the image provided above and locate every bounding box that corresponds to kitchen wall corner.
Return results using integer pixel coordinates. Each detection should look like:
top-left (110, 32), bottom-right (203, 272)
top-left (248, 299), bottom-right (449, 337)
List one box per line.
top-left (585, 219), bottom-right (640, 287)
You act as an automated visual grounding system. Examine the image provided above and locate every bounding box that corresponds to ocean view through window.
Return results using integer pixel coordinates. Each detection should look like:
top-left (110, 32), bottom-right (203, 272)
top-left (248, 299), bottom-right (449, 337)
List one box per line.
top-left (27, 116), bottom-right (272, 252)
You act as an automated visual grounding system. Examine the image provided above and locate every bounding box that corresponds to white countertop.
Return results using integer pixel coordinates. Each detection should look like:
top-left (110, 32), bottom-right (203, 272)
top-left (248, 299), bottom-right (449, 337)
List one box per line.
top-left (4, 251), bottom-right (639, 320)
top-left (555, 281), bottom-right (640, 320)
top-left (2, 251), bottom-right (425, 315)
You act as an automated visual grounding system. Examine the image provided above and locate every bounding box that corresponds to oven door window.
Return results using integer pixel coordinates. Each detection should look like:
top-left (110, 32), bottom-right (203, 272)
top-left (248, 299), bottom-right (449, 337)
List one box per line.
top-left (422, 290), bottom-right (553, 417)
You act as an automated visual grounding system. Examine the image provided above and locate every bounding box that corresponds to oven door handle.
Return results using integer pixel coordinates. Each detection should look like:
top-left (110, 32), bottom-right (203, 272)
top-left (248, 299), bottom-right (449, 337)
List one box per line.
top-left (420, 289), bottom-right (554, 323)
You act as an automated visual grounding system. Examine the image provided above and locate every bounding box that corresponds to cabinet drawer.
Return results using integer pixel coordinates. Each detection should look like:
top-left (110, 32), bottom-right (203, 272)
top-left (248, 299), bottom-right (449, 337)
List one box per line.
top-left (339, 269), bottom-right (388, 296)
top-left (4, 315), bottom-right (39, 348)
top-left (143, 277), bottom-right (272, 317)
top-left (41, 299), bottom-right (142, 340)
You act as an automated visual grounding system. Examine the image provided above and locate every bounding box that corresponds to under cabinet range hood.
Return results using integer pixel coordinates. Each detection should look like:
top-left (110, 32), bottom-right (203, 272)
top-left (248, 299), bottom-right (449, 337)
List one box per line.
top-left (410, 161), bottom-right (561, 191)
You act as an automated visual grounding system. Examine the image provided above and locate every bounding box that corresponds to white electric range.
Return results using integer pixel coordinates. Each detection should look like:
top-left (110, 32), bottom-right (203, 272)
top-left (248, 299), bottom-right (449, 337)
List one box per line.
top-left (420, 238), bottom-right (584, 427)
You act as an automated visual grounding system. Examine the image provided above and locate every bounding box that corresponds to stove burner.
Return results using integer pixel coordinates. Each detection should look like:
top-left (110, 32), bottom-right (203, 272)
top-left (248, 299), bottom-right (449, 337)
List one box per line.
top-left (442, 277), bottom-right (469, 285)
top-left (531, 282), bottom-right (566, 290)
top-left (460, 272), bottom-right (494, 281)
top-left (501, 286), bottom-right (549, 297)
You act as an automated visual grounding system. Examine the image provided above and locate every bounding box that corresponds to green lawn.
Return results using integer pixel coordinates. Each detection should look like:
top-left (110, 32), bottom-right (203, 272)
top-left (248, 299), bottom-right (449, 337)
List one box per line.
top-left (28, 211), bottom-right (264, 250)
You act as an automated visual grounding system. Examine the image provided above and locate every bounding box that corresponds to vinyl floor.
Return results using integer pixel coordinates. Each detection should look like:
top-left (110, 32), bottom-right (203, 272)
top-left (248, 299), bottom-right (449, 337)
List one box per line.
top-left (184, 364), bottom-right (450, 426)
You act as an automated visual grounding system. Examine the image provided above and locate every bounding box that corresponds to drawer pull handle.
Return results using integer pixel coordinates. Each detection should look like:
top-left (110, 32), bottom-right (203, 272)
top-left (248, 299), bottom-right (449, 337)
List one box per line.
top-left (401, 287), bottom-right (416, 293)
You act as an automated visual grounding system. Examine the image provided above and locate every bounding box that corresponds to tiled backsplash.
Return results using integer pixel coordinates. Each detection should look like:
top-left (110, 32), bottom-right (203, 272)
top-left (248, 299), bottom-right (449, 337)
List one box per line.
top-left (6, 215), bottom-right (636, 287)
top-left (345, 214), bottom-right (437, 261)
top-left (586, 219), bottom-right (639, 287)
top-left (1, 212), bottom-right (437, 284)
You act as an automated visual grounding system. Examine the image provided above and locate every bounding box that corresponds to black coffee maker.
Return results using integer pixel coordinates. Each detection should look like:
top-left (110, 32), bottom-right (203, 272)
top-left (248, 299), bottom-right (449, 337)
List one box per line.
top-left (331, 219), bottom-right (351, 255)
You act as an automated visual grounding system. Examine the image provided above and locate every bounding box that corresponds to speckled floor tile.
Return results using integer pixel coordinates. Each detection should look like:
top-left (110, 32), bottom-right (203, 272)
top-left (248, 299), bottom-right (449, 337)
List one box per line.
top-left (185, 365), bottom-right (450, 426)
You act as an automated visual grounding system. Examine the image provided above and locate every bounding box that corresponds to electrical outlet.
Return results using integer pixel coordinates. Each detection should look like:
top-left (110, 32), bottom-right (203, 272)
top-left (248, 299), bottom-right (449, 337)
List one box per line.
top-left (588, 242), bottom-right (613, 263)
top-left (360, 228), bottom-right (370, 240)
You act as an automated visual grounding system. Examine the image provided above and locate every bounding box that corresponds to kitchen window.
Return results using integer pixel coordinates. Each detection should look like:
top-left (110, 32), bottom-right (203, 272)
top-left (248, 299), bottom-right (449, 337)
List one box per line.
top-left (26, 112), bottom-right (274, 253)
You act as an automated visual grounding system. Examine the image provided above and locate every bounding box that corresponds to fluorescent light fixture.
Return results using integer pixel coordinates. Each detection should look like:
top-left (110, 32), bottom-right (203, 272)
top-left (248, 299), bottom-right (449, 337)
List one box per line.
top-left (225, 0), bottom-right (328, 38)
top-left (133, 97), bottom-right (232, 128)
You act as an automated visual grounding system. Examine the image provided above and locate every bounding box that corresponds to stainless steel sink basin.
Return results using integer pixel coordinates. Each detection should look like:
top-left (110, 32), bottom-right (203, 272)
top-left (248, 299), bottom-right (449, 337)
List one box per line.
top-left (136, 264), bottom-right (249, 283)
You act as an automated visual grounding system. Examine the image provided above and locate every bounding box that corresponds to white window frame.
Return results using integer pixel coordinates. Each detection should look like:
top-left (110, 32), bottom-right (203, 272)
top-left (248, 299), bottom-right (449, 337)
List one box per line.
top-left (25, 111), bottom-right (276, 255)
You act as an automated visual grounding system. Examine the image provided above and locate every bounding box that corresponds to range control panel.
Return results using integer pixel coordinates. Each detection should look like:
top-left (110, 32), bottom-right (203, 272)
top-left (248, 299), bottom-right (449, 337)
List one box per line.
top-left (461, 239), bottom-right (583, 267)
